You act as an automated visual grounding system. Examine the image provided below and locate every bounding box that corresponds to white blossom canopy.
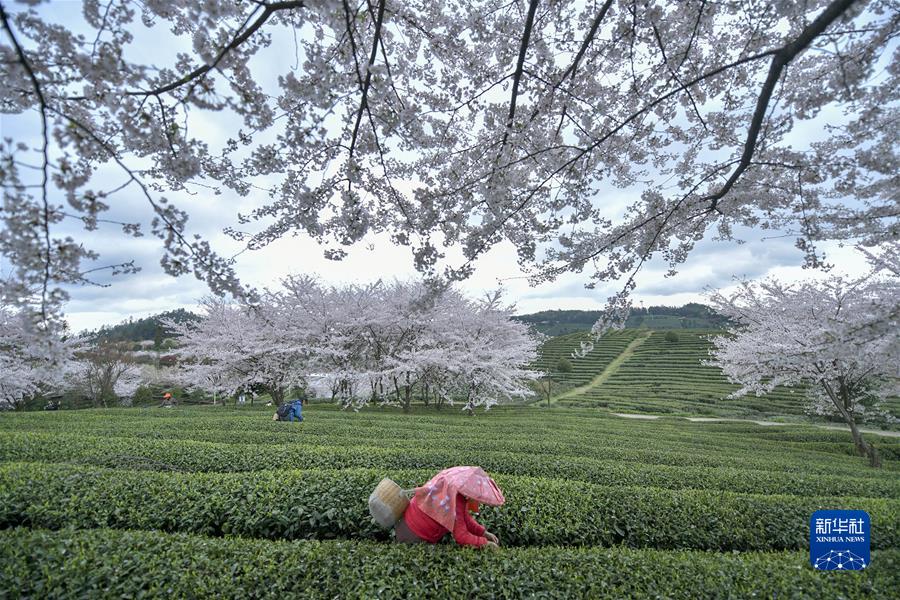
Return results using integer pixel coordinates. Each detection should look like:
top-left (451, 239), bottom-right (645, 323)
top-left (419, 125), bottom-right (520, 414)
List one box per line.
top-left (0, 296), bottom-right (70, 407)
top-left (169, 278), bottom-right (540, 410)
top-left (707, 243), bottom-right (900, 422)
top-left (1, 0), bottom-right (897, 327)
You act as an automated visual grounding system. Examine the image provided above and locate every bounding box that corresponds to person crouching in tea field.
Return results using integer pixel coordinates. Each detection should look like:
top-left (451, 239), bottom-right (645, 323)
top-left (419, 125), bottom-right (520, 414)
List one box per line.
top-left (394, 466), bottom-right (503, 549)
top-left (273, 399), bottom-right (303, 422)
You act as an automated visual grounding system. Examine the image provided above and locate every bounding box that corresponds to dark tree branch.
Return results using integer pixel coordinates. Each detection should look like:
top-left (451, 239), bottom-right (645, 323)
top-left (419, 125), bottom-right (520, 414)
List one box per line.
top-left (529, 0), bottom-right (613, 132)
top-left (342, 0), bottom-right (365, 89)
top-left (0, 1), bottom-right (52, 322)
top-left (151, 1), bottom-right (306, 98)
top-left (155, 96), bottom-right (178, 158)
top-left (649, 20), bottom-right (708, 132)
top-left (559, 0), bottom-right (614, 84)
top-left (347, 0), bottom-right (387, 165)
top-left (45, 107), bottom-right (241, 288)
top-left (90, 0), bottom-right (116, 61)
top-left (676, 0), bottom-right (705, 72)
top-left (60, 1), bottom-right (306, 101)
top-left (443, 48), bottom-right (782, 206)
top-left (703, 0), bottom-right (859, 211)
top-left (497, 0), bottom-right (540, 156)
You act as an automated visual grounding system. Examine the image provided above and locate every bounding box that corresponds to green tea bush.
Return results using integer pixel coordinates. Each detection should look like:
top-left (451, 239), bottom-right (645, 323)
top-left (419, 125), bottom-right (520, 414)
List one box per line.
top-left (1, 405), bottom-right (898, 597)
top-left (8, 407), bottom-right (898, 470)
top-left (131, 385), bottom-right (157, 406)
top-left (3, 430), bottom-right (897, 498)
top-left (1, 463), bottom-right (897, 551)
top-left (2, 528), bottom-right (898, 600)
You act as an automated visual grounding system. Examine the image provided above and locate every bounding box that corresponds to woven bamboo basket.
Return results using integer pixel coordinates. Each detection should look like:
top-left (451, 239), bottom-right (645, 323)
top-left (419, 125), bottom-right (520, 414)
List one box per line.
top-left (368, 478), bottom-right (410, 528)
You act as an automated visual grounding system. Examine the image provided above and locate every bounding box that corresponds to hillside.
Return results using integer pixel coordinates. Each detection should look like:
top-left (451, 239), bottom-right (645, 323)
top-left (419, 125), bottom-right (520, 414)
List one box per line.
top-left (536, 329), bottom-right (900, 426)
top-left (515, 303), bottom-right (730, 335)
top-left (81, 309), bottom-right (200, 343)
top-left (83, 303), bottom-right (724, 341)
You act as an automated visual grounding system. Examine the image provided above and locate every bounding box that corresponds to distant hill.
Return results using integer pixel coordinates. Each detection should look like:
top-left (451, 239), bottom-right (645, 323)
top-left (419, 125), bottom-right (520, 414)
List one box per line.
top-left (514, 303), bottom-right (731, 335)
top-left (81, 309), bottom-right (200, 343)
top-left (84, 302), bottom-right (728, 342)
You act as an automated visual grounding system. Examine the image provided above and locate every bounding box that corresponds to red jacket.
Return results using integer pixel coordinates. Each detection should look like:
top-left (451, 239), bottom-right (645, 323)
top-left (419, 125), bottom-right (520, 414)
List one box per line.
top-left (403, 493), bottom-right (487, 547)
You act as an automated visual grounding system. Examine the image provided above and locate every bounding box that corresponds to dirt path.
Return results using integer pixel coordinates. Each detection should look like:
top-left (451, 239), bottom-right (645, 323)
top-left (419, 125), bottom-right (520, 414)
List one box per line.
top-left (685, 416), bottom-right (783, 426)
top-left (550, 332), bottom-right (651, 405)
top-left (612, 412), bottom-right (660, 420)
top-left (817, 424), bottom-right (900, 438)
top-left (607, 413), bottom-right (900, 438)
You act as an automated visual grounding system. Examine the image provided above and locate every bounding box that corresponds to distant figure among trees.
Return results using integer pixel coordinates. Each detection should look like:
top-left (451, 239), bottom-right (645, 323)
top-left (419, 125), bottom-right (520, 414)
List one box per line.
top-left (274, 399), bottom-right (303, 423)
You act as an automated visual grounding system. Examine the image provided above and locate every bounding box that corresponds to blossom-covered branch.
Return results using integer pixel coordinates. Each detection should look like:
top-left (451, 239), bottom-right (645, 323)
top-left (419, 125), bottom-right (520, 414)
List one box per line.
top-left (1, 0), bottom-right (896, 334)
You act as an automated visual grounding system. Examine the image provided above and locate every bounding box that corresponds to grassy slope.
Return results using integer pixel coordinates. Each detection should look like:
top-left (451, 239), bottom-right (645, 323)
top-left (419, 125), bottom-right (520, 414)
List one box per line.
top-left (553, 331), bottom-right (651, 404)
top-left (531, 329), bottom-right (643, 388)
top-left (0, 405), bottom-right (898, 597)
top-left (544, 329), bottom-right (899, 426)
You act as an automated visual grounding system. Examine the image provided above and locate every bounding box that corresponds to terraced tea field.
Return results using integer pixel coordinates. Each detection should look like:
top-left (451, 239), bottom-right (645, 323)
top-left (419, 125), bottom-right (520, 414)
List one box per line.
top-left (541, 330), bottom-right (900, 424)
top-left (531, 329), bottom-right (644, 388)
top-left (1, 405), bottom-right (898, 597)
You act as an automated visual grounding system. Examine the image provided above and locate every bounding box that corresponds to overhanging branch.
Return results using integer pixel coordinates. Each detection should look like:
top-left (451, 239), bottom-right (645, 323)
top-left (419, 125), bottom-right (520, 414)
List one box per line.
top-left (703, 0), bottom-right (859, 211)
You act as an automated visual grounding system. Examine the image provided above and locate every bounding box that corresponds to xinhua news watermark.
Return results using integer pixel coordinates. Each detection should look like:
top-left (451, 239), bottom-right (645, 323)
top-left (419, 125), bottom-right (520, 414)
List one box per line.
top-left (810, 510), bottom-right (870, 570)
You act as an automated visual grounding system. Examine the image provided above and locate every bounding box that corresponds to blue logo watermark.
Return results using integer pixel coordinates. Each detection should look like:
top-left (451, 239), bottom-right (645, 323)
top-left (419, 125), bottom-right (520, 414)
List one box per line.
top-left (810, 510), bottom-right (870, 570)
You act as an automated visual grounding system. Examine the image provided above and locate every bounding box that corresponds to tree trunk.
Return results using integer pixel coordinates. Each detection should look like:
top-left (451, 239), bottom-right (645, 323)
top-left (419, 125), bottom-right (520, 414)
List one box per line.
top-left (844, 415), bottom-right (881, 467)
top-left (270, 387), bottom-right (284, 407)
top-left (394, 377), bottom-right (411, 413)
top-left (827, 383), bottom-right (881, 468)
top-left (403, 373), bottom-right (414, 412)
top-left (464, 387), bottom-right (475, 416)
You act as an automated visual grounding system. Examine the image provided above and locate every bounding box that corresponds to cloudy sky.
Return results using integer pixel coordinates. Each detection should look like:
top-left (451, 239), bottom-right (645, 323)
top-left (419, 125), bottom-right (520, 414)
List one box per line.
top-left (0, 2), bottom-right (875, 333)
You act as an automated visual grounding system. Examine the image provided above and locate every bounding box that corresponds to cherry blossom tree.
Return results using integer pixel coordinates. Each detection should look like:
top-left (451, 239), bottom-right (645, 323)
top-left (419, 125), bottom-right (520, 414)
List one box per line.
top-left (2, 0), bottom-right (897, 333)
top-left (435, 289), bottom-right (541, 413)
top-left (165, 296), bottom-right (308, 406)
top-left (0, 296), bottom-right (70, 408)
top-left (708, 243), bottom-right (900, 467)
top-left (264, 275), bottom-right (364, 405)
top-left (261, 276), bottom-right (540, 411)
top-left (65, 339), bottom-right (142, 407)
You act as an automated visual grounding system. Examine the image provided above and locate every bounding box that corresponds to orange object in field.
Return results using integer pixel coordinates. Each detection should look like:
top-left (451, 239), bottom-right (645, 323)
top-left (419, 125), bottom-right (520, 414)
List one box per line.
top-left (163, 393), bottom-right (172, 399)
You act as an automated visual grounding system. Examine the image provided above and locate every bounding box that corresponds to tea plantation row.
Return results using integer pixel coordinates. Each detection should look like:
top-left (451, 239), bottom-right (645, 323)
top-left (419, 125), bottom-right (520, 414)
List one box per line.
top-left (4, 407), bottom-right (898, 476)
top-left (3, 462), bottom-right (898, 550)
top-left (2, 405), bottom-right (898, 597)
top-left (544, 330), bottom-right (900, 424)
top-left (2, 431), bottom-right (899, 498)
top-left (3, 528), bottom-right (897, 599)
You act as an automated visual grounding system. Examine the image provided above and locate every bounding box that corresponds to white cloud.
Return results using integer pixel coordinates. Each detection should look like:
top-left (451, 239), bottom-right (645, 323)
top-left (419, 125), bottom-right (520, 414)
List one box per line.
top-left (56, 214), bottom-right (878, 333)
